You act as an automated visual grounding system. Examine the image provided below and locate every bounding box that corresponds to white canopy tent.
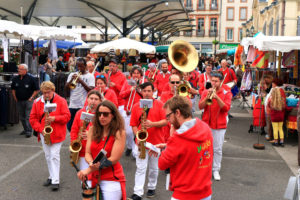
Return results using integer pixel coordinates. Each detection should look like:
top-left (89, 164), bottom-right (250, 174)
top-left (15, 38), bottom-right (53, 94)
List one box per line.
top-left (0, 20), bottom-right (79, 40)
top-left (91, 38), bottom-right (156, 54)
top-left (253, 36), bottom-right (300, 53)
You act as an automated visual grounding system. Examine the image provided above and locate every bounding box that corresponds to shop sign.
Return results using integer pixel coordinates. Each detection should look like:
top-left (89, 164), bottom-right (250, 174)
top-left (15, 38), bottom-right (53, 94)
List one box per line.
top-left (219, 43), bottom-right (238, 50)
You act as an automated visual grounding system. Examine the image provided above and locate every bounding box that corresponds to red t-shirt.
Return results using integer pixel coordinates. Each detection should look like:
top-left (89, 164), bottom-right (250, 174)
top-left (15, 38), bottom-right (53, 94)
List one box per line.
top-left (130, 99), bottom-right (166, 145)
top-left (109, 71), bottom-right (127, 106)
top-left (219, 67), bottom-right (237, 84)
top-left (154, 72), bottom-right (171, 96)
top-left (83, 87), bottom-right (118, 107)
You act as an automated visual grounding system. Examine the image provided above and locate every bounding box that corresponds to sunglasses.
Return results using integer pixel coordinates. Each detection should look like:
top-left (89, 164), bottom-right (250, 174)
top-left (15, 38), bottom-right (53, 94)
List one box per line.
top-left (96, 75), bottom-right (105, 79)
top-left (170, 81), bottom-right (180, 84)
top-left (98, 112), bottom-right (111, 117)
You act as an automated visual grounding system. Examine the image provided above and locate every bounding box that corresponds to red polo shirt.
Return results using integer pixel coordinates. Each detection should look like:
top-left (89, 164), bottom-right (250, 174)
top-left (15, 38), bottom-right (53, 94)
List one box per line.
top-left (130, 99), bottom-right (166, 145)
top-left (219, 67), bottom-right (237, 84)
top-left (109, 71), bottom-right (126, 106)
top-left (154, 71), bottom-right (171, 96)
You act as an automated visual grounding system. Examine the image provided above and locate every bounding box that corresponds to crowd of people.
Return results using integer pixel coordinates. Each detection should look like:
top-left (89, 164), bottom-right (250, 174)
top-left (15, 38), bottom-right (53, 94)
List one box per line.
top-left (11, 52), bottom-right (249, 200)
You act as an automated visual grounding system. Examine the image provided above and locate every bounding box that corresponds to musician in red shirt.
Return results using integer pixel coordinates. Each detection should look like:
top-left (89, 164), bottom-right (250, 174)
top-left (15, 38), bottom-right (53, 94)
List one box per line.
top-left (154, 59), bottom-right (171, 97)
top-left (119, 66), bottom-right (144, 156)
top-left (130, 82), bottom-right (167, 200)
top-left (218, 59), bottom-right (237, 85)
top-left (30, 81), bottom-right (70, 191)
top-left (160, 74), bottom-right (181, 103)
top-left (145, 63), bottom-right (159, 83)
top-left (199, 72), bottom-right (232, 181)
top-left (199, 63), bottom-right (213, 96)
top-left (77, 100), bottom-right (126, 200)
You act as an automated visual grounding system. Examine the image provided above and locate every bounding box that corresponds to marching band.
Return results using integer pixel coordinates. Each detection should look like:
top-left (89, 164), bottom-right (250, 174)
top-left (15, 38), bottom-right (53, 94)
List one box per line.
top-left (27, 40), bottom-right (233, 200)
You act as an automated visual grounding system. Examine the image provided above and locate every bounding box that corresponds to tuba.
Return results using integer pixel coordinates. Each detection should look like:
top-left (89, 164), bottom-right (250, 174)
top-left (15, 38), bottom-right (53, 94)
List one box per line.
top-left (69, 105), bottom-right (93, 165)
top-left (69, 72), bottom-right (82, 89)
top-left (136, 106), bottom-right (148, 159)
top-left (43, 100), bottom-right (53, 145)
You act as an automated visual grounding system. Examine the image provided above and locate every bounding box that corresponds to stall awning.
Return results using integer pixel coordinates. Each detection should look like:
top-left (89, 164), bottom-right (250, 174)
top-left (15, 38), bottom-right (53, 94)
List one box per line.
top-left (155, 45), bottom-right (169, 53)
top-left (34, 40), bottom-right (83, 49)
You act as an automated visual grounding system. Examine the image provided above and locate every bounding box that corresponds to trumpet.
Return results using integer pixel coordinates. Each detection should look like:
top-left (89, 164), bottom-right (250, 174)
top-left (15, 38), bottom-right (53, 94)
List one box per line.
top-left (69, 72), bottom-right (82, 89)
top-left (205, 88), bottom-right (216, 105)
top-left (136, 106), bottom-right (148, 159)
top-left (205, 73), bottom-right (227, 105)
top-left (69, 105), bottom-right (93, 165)
top-left (43, 100), bottom-right (53, 145)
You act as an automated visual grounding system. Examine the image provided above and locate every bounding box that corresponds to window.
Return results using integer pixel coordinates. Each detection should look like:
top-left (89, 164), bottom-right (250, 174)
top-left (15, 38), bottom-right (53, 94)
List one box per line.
top-left (239, 28), bottom-right (243, 41)
top-left (209, 18), bottom-right (218, 37)
top-left (269, 18), bottom-right (273, 36)
top-left (227, 7), bottom-right (234, 21)
top-left (211, 0), bottom-right (218, 10)
top-left (239, 7), bottom-right (247, 20)
top-left (184, 30), bottom-right (192, 37)
top-left (263, 23), bottom-right (266, 35)
top-left (91, 34), bottom-right (96, 40)
top-left (228, 0), bottom-right (234, 2)
top-left (276, 18), bottom-right (279, 36)
top-left (130, 34), bottom-right (136, 39)
top-left (173, 32), bottom-right (180, 36)
top-left (297, 17), bottom-right (300, 36)
top-left (240, 0), bottom-right (247, 2)
top-left (226, 28), bottom-right (233, 41)
top-left (197, 18), bottom-right (205, 37)
top-left (81, 34), bottom-right (86, 40)
top-left (67, 25), bottom-right (72, 29)
top-left (186, 0), bottom-right (192, 8)
top-left (82, 26), bottom-right (86, 29)
top-left (198, 0), bottom-right (204, 10)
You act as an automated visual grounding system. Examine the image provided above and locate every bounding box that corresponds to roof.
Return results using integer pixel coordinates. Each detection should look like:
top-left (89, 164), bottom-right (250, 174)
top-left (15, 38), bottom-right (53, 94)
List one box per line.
top-left (0, 0), bottom-right (193, 40)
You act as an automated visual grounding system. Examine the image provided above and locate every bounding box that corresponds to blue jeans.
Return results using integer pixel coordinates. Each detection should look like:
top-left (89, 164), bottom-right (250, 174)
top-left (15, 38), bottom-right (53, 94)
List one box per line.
top-left (67, 108), bottom-right (80, 132)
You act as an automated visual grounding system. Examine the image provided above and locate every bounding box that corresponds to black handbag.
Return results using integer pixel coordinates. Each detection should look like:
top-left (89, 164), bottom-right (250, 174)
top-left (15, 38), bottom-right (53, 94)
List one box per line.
top-left (33, 113), bottom-right (45, 137)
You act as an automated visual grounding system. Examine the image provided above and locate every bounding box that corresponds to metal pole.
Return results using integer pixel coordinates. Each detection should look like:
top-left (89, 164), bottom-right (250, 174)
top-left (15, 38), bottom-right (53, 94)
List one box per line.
top-left (140, 23), bottom-right (144, 42)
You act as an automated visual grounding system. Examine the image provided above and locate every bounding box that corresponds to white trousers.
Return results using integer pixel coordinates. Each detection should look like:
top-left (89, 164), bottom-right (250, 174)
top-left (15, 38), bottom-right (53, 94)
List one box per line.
top-left (133, 145), bottom-right (159, 196)
top-left (171, 195), bottom-right (211, 200)
top-left (79, 157), bottom-right (92, 187)
top-left (125, 114), bottom-right (135, 150)
top-left (99, 180), bottom-right (122, 200)
top-left (118, 105), bottom-right (126, 119)
top-left (40, 134), bottom-right (63, 184)
top-left (211, 129), bottom-right (226, 172)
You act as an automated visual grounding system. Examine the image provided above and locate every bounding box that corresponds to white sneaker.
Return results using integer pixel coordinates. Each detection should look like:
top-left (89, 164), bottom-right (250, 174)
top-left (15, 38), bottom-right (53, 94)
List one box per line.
top-left (213, 171), bottom-right (221, 181)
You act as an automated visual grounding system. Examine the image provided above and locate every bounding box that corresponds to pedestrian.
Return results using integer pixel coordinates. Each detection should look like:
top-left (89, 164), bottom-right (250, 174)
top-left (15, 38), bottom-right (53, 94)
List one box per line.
top-left (29, 81), bottom-right (70, 191)
top-left (267, 87), bottom-right (286, 147)
top-left (77, 100), bottom-right (127, 200)
top-left (151, 95), bottom-right (213, 200)
top-left (130, 82), bottom-right (168, 200)
top-left (11, 64), bottom-right (39, 138)
top-left (65, 58), bottom-right (95, 131)
top-left (199, 72), bottom-right (232, 181)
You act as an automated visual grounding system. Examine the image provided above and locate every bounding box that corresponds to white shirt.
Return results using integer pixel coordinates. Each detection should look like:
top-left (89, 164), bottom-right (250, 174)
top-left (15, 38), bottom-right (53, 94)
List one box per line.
top-left (67, 72), bottom-right (95, 108)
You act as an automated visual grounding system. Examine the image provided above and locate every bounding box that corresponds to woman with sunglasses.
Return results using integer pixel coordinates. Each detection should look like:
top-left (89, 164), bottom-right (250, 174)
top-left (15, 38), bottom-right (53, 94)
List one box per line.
top-left (77, 100), bottom-right (126, 200)
top-left (84, 75), bottom-right (118, 108)
top-left (70, 91), bottom-right (102, 178)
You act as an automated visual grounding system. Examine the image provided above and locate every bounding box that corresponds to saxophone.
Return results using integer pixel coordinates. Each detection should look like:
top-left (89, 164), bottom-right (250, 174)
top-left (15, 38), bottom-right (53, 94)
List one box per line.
top-left (136, 106), bottom-right (149, 159)
top-left (43, 100), bottom-right (53, 145)
top-left (69, 105), bottom-right (93, 165)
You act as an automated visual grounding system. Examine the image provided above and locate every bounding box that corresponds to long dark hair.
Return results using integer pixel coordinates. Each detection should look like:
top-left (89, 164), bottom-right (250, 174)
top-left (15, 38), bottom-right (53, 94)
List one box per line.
top-left (92, 100), bottom-right (124, 142)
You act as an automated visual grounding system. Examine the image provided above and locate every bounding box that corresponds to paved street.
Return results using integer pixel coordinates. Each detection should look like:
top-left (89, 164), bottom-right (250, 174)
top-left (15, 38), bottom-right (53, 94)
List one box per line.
top-left (0, 99), bottom-right (296, 200)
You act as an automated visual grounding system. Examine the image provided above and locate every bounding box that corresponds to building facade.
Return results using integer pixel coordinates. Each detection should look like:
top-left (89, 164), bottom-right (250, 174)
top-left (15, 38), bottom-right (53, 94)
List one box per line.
top-left (219, 0), bottom-right (252, 49)
top-left (243, 0), bottom-right (300, 37)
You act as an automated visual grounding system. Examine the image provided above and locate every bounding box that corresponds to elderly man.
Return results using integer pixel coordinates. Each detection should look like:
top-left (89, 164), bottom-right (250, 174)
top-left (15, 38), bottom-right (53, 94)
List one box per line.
top-left (154, 59), bottom-right (171, 98)
top-left (11, 64), bottom-right (39, 138)
top-left (87, 60), bottom-right (100, 80)
top-left (160, 74), bottom-right (181, 103)
top-left (56, 56), bottom-right (67, 72)
top-left (218, 59), bottom-right (237, 85)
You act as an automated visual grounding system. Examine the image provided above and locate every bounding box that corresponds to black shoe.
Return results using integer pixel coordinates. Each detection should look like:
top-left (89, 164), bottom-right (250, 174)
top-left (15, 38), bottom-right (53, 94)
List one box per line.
top-left (125, 148), bottom-right (132, 156)
top-left (19, 131), bottom-right (26, 135)
top-left (279, 142), bottom-right (285, 147)
top-left (25, 133), bottom-right (31, 138)
top-left (130, 194), bottom-right (142, 200)
top-left (51, 184), bottom-right (59, 191)
top-left (272, 142), bottom-right (279, 147)
top-left (146, 190), bottom-right (155, 198)
top-left (43, 179), bottom-right (52, 187)
top-left (229, 114), bottom-right (234, 118)
top-left (248, 125), bottom-right (253, 133)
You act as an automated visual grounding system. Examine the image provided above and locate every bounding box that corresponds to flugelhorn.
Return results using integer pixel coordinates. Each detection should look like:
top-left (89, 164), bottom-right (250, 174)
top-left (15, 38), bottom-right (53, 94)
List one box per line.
top-left (136, 106), bottom-right (148, 159)
top-left (69, 105), bottom-right (93, 165)
top-left (69, 72), bottom-right (82, 89)
top-left (205, 73), bottom-right (227, 105)
top-left (43, 100), bottom-right (53, 145)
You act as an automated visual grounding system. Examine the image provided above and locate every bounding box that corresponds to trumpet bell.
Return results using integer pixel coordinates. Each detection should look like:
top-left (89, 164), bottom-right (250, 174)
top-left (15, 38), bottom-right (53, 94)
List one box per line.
top-left (177, 84), bottom-right (189, 97)
top-left (168, 40), bottom-right (199, 73)
top-left (69, 83), bottom-right (76, 90)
